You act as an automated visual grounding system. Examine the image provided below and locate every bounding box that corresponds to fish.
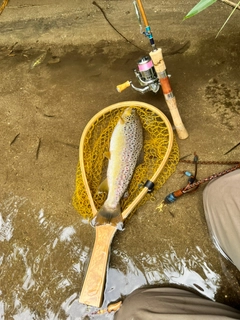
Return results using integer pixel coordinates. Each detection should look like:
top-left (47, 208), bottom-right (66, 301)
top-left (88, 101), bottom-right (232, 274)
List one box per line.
top-left (91, 107), bottom-right (143, 230)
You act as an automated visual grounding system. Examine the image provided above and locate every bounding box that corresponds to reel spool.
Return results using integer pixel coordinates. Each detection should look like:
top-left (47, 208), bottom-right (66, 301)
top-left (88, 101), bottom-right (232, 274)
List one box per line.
top-left (133, 56), bottom-right (159, 93)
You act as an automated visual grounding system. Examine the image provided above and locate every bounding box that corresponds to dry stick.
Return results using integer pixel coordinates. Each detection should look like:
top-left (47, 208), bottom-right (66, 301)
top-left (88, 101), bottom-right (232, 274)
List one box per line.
top-left (92, 1), bottom-right (145, 52)
top-left (219, 0), bottom-right (240, 10)
top-left (36, 137), bottom-right (41, 160)
top-left (10, 133), bottom-right (20, 146)
top-left (224, 142), bottom-right (240, 155)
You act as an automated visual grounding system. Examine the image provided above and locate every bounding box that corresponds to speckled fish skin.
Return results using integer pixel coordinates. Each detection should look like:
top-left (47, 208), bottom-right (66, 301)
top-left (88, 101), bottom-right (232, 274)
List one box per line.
top-left (92, 107), bottom-right (143, 229)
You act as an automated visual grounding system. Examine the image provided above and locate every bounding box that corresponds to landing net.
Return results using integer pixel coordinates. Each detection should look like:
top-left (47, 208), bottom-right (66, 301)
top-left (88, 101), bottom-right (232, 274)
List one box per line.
top-left (72, 103), bottom-right (179, 220)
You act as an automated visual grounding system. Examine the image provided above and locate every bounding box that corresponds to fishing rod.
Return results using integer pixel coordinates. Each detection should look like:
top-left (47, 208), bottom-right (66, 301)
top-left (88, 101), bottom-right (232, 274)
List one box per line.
top-left (164, 162), bottom-right (240, 204)
top-left (133, 0), bottom-right (155, 48)
top-left (116, 0), bottom-right (188, 140)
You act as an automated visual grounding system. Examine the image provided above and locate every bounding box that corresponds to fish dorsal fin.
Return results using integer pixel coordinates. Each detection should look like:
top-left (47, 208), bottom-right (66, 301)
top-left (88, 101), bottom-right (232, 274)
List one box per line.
top-left (98, 178), bottom-right (109, 192)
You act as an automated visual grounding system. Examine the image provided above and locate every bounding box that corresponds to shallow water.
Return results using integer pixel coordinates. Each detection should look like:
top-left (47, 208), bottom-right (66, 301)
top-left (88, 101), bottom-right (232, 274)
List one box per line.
top-left (0, 195), bottom-right (88, 319)
top-left (0, 35), bottom-right (240, 318)
top-left (1, 193), bottom-right (239, 319)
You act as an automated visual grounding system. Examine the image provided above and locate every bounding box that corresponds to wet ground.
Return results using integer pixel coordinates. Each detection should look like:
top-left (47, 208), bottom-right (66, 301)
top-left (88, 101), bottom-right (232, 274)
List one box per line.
top-left (0, 30), bottom-right (240, 319)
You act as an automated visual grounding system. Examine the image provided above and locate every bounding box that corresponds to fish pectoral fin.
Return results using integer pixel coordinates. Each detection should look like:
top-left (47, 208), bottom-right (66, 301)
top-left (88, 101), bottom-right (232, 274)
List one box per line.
top-left (98, 178), bottom-right (109, 193)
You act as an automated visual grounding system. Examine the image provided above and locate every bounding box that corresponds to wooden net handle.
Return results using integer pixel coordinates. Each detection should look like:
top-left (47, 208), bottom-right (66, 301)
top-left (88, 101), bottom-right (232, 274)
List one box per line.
top-left (79, 225), bottom-right (117, 307)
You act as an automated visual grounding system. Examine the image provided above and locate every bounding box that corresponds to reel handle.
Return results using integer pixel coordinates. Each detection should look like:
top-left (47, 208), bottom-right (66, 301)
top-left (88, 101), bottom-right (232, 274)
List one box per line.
top-left (116, 80), bottom-right (131, 93)
top-left (79, 224), bottom-right (117, 307)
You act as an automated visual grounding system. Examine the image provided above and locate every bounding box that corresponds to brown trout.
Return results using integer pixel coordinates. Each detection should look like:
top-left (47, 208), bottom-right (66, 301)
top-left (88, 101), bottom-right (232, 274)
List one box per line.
top-left (92, 107), bottom-right (143, 230)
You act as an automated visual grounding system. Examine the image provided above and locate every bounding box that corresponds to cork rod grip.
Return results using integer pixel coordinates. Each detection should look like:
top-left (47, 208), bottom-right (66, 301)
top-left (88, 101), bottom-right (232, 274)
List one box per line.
top-left (79, 225), bottom-right (117, 307)
top-left (149, 49), bottom-right (188, 140)
top-left (165, 96), bottom-right (188, 140)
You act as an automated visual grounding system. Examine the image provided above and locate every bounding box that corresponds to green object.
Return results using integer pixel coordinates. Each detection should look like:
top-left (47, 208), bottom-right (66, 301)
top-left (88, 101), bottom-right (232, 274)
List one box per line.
top-left (184, 0), bottom-right (217, 19)
top-left (216, 0), bottom-right (240, 37)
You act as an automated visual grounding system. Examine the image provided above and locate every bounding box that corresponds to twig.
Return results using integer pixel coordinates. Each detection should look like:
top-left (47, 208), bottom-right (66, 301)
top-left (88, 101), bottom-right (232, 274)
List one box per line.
top-left (10, 133), bottom-right (20, 145)
top-left (92, 1), bottom-right (145, 52)
top-left (36, 137), bottom-right (41, 160)
top-left (219, 0), bottom-right (240, 10)
top-left (224, 142), bottom-right (240, 155)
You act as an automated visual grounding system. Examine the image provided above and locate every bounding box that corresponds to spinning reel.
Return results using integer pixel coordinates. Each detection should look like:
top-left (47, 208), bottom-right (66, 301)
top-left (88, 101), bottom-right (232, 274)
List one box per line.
top-left (133, 56), bottom-right (160, 93)
top-left (116, 0), bottom-right (188, 140)
top-left (117, 55), bottom-right (160, 94)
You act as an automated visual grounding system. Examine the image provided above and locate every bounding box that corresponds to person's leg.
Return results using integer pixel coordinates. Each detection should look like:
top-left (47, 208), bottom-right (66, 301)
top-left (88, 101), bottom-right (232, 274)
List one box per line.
top-left (114, 287), bottom-right (240, 319)
top-left (203, 169), bottom-right (240, 270)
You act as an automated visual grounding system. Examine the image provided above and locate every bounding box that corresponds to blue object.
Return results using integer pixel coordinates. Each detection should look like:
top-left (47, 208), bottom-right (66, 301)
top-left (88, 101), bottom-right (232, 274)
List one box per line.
top-left (144, 26), bottom-right (155, 46)
top-left (184, 171), bottom-right (192, 177)
top-left (164, 193), bottom-right (177, 204)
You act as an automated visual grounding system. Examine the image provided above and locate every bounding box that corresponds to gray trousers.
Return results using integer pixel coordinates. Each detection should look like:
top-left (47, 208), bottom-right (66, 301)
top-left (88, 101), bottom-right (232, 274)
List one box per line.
top-left (203, 169), bottom-right (240, 270)
top-left (114, 287), bottom-right (240, 319)
top-left (114, 170), bottom-right (240, 319)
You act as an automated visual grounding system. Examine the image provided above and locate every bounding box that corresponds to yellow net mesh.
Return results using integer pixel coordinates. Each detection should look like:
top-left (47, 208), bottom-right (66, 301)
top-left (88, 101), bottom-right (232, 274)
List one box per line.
top-left (72, 104), bottom-right (179, 220)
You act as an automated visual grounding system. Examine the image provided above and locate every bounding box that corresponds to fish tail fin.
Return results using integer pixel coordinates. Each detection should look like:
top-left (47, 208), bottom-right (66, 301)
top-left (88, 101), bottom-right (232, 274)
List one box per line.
top-left (91, 204), bottom-right (123, 230)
